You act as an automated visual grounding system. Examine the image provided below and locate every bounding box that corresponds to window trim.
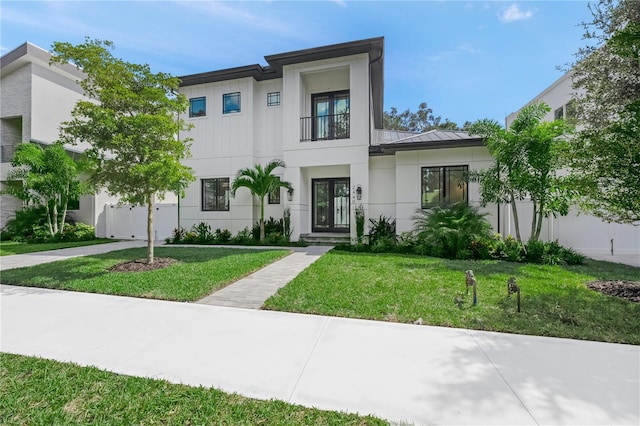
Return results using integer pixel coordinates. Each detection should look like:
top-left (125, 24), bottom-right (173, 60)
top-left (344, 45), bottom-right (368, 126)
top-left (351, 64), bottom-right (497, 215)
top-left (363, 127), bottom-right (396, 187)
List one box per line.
top-left (420, 165), bottom-right (469, 209)
top-left (201, 178), bottom-right (230, 212)
top-left (189, 96), bottom-right (206, 118)
top-left (223, 92), bottom-right (241, 114)
top-left (267, 91), bottom-right (281, 107)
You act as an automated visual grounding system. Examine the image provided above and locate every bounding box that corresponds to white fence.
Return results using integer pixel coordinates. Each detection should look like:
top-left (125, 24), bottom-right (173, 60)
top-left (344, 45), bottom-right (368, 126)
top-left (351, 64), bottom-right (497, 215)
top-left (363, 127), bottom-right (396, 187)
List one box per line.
top-left (105, 204), bottom-right (178, 241)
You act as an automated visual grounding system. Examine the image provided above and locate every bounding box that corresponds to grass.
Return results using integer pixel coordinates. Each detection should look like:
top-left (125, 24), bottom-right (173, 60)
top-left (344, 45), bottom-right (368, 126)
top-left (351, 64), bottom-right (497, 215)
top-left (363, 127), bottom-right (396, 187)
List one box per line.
top-left (0, 353), bottom-right (384, 425)
top-left (0, 247), bottom-right (289, 302)
top-left (0, 239), bottom-right (114, 256)
top-left (264, 250), bottom-right (640, 344)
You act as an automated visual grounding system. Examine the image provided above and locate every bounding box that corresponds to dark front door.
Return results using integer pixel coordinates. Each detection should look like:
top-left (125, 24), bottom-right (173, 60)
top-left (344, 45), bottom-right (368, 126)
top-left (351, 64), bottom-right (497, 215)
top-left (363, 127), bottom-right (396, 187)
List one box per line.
top-left (312, 178), bottom-right (350, 233)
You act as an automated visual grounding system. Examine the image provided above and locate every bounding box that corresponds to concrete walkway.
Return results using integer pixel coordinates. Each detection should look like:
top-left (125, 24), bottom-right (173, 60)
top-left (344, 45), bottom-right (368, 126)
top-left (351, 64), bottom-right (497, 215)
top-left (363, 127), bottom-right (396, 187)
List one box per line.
top-left (0, 240), bottom-right (148, 271)
top-left (1, 284), bottom-right (638, 425)
top-left (196, 245), bottom-right (332, 308)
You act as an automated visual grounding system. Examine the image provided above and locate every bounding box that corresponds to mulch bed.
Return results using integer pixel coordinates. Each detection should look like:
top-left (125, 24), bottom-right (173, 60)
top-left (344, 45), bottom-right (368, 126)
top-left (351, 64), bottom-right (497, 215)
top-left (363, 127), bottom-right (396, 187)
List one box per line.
top-left (108, 257), bottom-right (178, 272)
top-left (587, 280), bottom-right (640, 303)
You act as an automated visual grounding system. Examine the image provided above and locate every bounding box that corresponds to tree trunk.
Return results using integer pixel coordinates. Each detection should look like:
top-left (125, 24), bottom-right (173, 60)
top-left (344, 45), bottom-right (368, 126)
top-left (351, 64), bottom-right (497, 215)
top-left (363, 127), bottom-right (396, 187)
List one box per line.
top-left (44, 201), bottom-right (54, 237)
top-left (59, 189), bottom-right (69, 235)
top-left (259, 196), bottom-right (265, 241)
top-left (147, 194), bottom-right (154, 264)
top-left (52, 200), bottom-right (59, 235)
top-left (509, 192), bottom-right (523, 243)
top-left (534, 200), bottom-right (545, 242)
top-left (530, 200), bottom-right (538, 242)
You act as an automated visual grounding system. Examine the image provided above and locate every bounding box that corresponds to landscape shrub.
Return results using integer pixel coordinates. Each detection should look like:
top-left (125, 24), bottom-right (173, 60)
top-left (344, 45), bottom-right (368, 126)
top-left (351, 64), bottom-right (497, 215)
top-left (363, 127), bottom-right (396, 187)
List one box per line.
top-left (1, 207), bottom-right (49, 241)
top-left (561, 247), bottom-right (586, 265)
top-left (283, 207), bottom-right (292, 242)
top-left (214, 228), bottom-right (232, 243)
top-left (59, 223), bottom-right (96, 241)
top-left (368, 215), bottom-right (396, 247)
top-left (355, 205), bottom-right (365, 244)
top-left (193, 222), bottom-right (213, 243)
top-left (252, 217), bottom-right (283, 241)
top-left (412, 203), bottom-right (493, 260)
top-left (230, 227), bottom-right (254, 245)
top-left (1, 206), bottom-right (97, 243)
top-left (170, 227), bottom-right (186, 244)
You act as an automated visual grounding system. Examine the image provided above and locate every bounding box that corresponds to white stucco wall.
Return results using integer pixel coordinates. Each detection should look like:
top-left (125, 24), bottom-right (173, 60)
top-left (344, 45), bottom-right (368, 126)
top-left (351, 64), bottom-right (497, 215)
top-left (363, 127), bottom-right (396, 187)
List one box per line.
top-left (391, 147), bottom-right (495, 234)
top-left (179, 53), bottom-right (372, 238)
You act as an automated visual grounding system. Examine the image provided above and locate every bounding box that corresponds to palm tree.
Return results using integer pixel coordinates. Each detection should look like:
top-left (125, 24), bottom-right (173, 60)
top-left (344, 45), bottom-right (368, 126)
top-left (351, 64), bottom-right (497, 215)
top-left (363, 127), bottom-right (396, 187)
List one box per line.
top-left (231, 159), bottom-right (293, 241)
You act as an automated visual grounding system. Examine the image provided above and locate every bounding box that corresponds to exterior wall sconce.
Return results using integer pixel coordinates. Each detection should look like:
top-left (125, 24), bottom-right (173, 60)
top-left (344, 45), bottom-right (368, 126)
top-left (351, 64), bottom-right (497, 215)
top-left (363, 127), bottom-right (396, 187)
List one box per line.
top-left (356, 185), bottom-right (362, 200)
top-left (287, 188), bottom-right (294, 202)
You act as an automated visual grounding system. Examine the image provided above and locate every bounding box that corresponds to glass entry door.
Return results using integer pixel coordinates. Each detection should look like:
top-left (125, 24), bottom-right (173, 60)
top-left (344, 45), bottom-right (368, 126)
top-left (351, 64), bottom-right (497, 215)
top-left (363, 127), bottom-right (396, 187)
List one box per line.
top-left (312, 178), bottom-right (350, 233)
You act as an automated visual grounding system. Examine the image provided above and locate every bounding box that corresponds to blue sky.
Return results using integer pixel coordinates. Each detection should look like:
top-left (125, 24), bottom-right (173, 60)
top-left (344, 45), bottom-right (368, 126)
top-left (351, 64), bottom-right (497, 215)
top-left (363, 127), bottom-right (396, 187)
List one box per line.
top-left (1, 1), bottom-right (592, 126)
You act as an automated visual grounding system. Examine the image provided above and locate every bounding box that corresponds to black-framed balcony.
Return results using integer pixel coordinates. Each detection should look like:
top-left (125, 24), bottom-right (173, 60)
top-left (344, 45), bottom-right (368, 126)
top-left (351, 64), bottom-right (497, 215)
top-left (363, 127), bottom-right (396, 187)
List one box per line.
top-left (300, 90), bottom-right (350, 142)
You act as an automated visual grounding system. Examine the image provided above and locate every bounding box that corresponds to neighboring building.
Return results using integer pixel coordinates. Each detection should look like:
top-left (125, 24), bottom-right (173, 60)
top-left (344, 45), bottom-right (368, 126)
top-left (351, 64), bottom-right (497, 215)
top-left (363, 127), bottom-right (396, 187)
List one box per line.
top-left (177, 37), bottom-right (495, 241)
top-left (0, 42), bottom-right (119, 235)
top-left (506, 71), bottom-right (640, 263)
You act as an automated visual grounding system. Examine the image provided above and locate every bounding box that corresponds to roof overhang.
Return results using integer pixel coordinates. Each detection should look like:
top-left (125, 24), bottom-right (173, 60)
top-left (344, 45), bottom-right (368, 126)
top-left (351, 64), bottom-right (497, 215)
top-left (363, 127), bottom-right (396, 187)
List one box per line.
top-left (1, 42), bottom-right (85, 80)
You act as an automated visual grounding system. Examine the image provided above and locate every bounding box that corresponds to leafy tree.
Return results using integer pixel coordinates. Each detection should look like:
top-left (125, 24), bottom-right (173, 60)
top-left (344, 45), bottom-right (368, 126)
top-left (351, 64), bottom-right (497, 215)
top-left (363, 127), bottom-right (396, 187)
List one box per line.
top-left (2, 142), bottom-right (88, 237)
top-left (51, 38), bottom-right (194, 264)
top-left (231, 159), bottom-right (292, 241)
top-left (569, 0), bottom-right (640, 224)
top-left (383, 102), bottom-right (462, 132)
top-left (572, 101), bottom-right (640, 223)
top-left (468, 103), bottom-right (573, 242)
top-left (571, 0), bottom-right (640, 129)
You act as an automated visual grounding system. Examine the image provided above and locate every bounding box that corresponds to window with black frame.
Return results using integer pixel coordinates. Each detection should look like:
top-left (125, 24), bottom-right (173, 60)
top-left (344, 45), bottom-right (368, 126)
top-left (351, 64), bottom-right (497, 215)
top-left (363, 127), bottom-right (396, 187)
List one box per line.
top-left (421, 165), bottom-right (468, 208)
top-left (202, 178), bottom-right (230, 211)
top-left (223, 92), bottom-right (241, 114)
top-left (189, 97), bottom-right (206, 117)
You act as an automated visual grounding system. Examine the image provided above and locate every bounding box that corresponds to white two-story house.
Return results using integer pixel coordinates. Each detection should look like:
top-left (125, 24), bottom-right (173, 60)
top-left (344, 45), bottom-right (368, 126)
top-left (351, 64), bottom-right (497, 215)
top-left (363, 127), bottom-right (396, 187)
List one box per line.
top-left (177, 37), bottom-right (494, 242)
top-left (0, 42), bottom-right (119, 235)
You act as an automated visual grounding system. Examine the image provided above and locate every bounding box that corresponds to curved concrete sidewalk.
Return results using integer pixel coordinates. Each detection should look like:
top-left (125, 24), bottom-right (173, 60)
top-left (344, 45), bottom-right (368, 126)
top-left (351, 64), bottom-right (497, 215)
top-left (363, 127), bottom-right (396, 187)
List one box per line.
top-left (1, 284), bottom-right (638, 425)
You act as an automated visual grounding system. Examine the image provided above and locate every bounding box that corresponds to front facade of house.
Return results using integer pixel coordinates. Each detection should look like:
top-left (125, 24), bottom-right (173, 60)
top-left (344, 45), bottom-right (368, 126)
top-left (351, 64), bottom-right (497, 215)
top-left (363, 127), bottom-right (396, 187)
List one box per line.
top-left (3, 38), bottom-right (634, 262)
top-left (177, 37), bottom-right (495, 241)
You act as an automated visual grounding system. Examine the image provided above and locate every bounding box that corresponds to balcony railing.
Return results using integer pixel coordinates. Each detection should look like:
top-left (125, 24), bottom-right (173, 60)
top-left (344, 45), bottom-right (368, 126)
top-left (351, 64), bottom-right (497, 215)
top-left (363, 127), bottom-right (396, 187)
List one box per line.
top-left (300, 113), bottom-right (350, 142)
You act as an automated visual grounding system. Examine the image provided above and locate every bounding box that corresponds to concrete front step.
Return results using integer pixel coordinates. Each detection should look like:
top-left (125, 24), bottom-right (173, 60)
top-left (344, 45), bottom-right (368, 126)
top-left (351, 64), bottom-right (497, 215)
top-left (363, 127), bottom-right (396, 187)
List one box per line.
top-left (300, 233), bottom-right (350, 245)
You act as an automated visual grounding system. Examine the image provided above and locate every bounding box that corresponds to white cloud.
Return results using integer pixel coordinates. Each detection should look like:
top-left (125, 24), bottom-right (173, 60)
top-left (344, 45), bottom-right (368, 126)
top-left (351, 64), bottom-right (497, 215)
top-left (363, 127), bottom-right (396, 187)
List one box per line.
top-left (498, 4), bottom-right (533, 23)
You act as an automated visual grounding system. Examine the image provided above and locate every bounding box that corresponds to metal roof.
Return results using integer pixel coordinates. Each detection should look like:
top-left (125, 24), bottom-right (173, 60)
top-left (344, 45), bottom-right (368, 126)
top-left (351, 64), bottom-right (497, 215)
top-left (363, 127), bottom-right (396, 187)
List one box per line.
top-left (370, 129), bottom-right (484, 155)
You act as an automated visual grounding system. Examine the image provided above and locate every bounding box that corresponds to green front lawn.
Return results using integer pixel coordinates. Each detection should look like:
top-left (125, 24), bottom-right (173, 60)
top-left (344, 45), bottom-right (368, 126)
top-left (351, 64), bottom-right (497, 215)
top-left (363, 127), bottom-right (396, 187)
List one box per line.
top-left (0, 353), bottom-right (384, 425)
top-left (264, 250), bottom-right (640, 344)
top-left (0, 239), bottom-right (114, 256)
top-left (1, 247), bottom-right (289, 302)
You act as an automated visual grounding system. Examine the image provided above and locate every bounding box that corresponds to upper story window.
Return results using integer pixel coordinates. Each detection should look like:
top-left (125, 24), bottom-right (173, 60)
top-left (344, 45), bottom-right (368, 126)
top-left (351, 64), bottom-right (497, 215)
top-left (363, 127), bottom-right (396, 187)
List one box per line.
top-left (301, 90), bottom-right (350, 141)
top-left (189, 97), bottom-right (206, 117)
top-left (202, 178), bottom-right (230, 211)
top-left (223, 92), bottom-right (241, 114)
top-left (421, 165), bottom-right (468, 208)
top-left (554, 107), bottom-right (564, 120)
top-left (267, 92), bottom-right (281, 107)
